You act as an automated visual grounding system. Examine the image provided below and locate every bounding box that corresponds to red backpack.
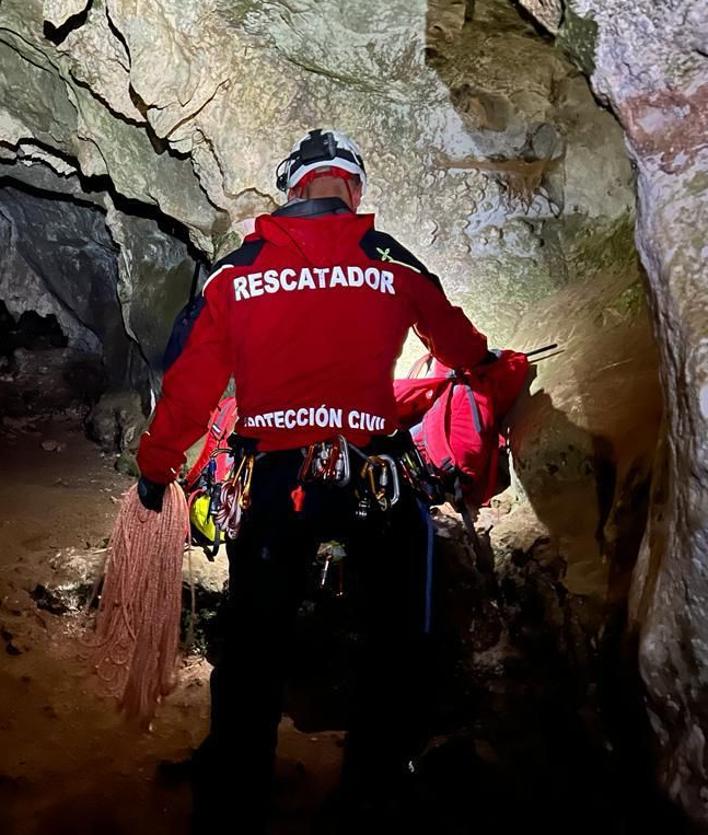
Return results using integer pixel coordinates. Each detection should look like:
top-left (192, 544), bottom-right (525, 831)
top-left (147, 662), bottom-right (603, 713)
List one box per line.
top-left (394, 351), bottom-right (529, 506)
top-left (184, 396), bottom-right (238, 490)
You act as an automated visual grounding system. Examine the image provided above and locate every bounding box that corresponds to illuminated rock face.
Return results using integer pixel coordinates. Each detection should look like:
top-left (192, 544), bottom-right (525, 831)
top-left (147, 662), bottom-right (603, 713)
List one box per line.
top-left (0, 0), bottom-right (633, 341)
top-left (0, 0), bottom-right (640, 459)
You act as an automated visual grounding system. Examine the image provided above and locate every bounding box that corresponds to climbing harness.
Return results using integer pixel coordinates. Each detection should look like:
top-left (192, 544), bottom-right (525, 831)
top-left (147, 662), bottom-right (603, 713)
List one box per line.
top-left (295, 432), bottom-right (436, 520)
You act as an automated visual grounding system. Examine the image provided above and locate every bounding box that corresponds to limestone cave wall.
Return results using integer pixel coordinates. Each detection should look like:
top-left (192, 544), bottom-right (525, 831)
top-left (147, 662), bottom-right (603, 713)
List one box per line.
top-left (515, 0), bottom-right (708, 824)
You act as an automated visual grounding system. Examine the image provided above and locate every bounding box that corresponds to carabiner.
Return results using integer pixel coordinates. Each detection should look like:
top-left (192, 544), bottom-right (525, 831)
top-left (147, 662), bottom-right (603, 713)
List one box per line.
top-left (366, 454), bottom-right (400, 510)
top-left (239, 454), bottom-right (255, 510)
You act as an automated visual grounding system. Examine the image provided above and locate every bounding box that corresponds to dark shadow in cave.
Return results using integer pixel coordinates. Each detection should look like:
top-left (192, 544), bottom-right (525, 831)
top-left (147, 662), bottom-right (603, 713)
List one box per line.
top-left (505, 386), bottom-right (682, 833)
top-left (43, 1), bottom-right (94, 46)
top-left (0, 152), bottom-right (210, 415)
top-left (0, 182), bottom-right (130, 418)
top-left (0, 302), bottom-right (67, 355)
top-left (0, 144), bottom-right (210, 270)
top-left (0, 302), bottom-right (98, 419)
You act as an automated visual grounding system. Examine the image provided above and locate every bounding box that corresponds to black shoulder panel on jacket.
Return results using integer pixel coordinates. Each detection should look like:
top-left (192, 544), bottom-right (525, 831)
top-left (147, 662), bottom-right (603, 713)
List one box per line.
top-left (210, 238), bottom-right (265, 274)
top-left (162, 240), bottom-right (264, 371)
top-left (359, 229), bottom-right (444, 294)
top-left (163, 295), bottom-right (205, 372)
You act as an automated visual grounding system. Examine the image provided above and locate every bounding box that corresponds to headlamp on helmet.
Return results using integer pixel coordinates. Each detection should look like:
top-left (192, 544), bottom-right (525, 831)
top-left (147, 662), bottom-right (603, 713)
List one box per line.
top-left (276, 129), bottom-right (367, 194)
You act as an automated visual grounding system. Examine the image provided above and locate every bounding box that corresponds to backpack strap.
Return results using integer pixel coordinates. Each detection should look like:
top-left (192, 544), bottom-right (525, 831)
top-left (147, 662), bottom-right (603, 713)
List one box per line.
top-left (163, 239), bottom-right (264, 371)
top-left (421, 378), bottom-right (456, 475)
top-left (462, 382), bottom-right (482, 433)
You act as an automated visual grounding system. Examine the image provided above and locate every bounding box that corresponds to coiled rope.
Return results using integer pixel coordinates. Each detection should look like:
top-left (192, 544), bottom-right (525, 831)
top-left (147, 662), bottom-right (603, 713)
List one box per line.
top-left (85, 482), bottom-right (190, 723)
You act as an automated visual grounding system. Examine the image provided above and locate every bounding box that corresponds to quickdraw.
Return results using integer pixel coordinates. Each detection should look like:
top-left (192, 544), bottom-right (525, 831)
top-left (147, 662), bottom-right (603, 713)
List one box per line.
top-left (297, 433), bottom-right (438, 518)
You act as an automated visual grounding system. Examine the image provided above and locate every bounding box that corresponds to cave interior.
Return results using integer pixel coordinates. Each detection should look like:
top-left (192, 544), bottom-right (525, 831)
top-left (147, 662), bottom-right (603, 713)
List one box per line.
top-left (0, 0), bottom-right (705, 833)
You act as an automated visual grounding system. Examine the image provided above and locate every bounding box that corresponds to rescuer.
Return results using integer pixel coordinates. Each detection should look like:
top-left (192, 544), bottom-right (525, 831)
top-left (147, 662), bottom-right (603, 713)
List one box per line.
top-left (136, 128), bottom-right (490, 833)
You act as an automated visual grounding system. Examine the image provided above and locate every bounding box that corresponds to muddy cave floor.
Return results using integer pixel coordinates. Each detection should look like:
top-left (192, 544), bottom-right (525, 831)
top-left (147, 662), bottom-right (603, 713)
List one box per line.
top-left (0, 416), bottom-right (684, 835)
top-left (0, 417), bottom-right (345, 835)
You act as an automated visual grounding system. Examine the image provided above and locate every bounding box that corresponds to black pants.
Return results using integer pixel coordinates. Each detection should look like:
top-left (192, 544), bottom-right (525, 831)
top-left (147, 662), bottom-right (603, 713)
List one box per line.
top-left (191, 450), bottom-right (434, 833)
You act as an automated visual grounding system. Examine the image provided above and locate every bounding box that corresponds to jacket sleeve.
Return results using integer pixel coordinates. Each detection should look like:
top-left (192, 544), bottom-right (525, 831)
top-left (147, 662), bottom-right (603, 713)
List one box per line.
top-left (407, 271), bottom-right (489, 369)
top-left (137, 283), bottom-right (232, 484)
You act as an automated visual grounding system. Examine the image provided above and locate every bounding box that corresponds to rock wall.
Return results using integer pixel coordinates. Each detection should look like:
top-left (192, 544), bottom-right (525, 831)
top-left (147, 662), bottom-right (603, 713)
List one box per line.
top-left (0, 0), bottom-right (649, 495)
top-left (0, 185), bottom-right (121, 366)
top-left (505, 217), bottom-right (661, 602)
top-left (425, 0), bottom-right (634, 335)
top-left (0, 183), bottom-right (116, 413)
top-left (0, 167), bottom-right (197, 418)
top-left (1, 0), bottom-right (634, 345)
top-left (519, 0), bottom-right (708, 825)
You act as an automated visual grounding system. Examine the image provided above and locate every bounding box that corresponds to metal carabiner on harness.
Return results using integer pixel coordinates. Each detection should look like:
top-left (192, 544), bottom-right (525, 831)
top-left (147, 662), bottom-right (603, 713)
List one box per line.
top-left (361, 454), bottom-right (401, 512)
top-left (394, 439), bottom-right (444, 505)
top-left (216, 453), bottom-right (256, 540)
top-left (299, 435), bottom-right (351, 487)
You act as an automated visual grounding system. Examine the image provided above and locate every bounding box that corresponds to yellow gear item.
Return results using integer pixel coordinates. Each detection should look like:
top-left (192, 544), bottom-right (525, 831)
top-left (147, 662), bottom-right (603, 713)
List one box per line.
top-left (190, 493), bottom-right (222, 546)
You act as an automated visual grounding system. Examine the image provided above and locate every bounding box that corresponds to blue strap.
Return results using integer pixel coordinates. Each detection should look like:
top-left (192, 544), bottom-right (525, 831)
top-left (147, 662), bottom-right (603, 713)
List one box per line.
top-left (417, 498), bottom-right (435, 634)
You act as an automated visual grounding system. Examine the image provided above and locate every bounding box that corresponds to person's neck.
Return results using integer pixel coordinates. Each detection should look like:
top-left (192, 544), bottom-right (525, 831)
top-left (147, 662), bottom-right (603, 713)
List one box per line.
top-left (273, 197), bottom-right (355, 217)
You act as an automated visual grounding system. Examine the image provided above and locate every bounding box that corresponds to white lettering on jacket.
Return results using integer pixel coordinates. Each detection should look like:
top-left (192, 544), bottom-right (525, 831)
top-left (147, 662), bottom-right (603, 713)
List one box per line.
top-left (233, 266), bottom-right (395, 302)
top-left (241, 406), bottom-right (386, 433)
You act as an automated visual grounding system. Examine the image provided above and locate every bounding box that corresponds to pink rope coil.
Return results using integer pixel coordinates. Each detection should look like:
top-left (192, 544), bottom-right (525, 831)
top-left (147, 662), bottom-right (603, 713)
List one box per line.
top-left (86, 482), bottom-right (190, 723)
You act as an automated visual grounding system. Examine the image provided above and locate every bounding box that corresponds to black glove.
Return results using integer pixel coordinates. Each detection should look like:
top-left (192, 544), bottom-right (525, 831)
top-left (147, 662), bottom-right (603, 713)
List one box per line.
top-left (137, 476), bottom-right (167, 512)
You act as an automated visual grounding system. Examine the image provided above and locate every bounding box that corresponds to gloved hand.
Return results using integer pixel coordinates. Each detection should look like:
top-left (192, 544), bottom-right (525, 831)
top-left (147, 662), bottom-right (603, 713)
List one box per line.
top-left (137, 476), bottom-right (167, 512)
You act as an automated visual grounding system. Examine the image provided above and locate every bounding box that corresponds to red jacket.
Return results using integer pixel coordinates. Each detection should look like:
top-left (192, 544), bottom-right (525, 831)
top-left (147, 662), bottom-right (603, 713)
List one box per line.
top-left (137, 200), bottom-right (488, 483)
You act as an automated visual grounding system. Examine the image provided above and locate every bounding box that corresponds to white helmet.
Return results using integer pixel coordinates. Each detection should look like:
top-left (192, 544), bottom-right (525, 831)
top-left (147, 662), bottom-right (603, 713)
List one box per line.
top-left (276, 129), bottom-right (367, 194)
